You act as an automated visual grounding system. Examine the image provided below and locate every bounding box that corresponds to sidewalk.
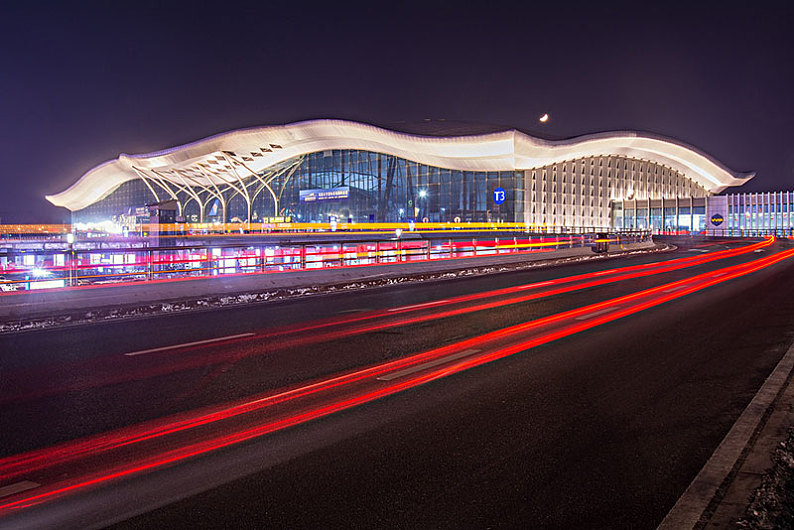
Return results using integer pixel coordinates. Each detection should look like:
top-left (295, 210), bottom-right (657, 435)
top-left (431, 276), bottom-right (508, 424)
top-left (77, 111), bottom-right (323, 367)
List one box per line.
top-left (704, 342), bottom-right (794, 528)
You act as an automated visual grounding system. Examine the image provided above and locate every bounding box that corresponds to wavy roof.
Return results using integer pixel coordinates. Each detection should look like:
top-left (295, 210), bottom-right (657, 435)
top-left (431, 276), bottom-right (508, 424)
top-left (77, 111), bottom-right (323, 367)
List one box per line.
top-left (47, 119), bottom-right (754, 211)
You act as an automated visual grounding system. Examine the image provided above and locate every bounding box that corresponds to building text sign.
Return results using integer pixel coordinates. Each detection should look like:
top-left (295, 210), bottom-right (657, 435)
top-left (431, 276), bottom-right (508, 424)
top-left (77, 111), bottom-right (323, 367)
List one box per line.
top-left (300, 186), bottom-right (350, 202)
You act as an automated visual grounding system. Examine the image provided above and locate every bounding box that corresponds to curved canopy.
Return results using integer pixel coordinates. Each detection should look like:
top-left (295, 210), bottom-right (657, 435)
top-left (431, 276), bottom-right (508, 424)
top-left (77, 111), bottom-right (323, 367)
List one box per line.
top-left (47, 119), bottom-right (754, 211)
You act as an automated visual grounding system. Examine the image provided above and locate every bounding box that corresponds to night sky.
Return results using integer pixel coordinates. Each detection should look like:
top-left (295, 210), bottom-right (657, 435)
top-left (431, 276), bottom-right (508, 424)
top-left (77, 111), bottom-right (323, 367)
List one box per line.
top-left (1, 1), bottom-right (792, 223)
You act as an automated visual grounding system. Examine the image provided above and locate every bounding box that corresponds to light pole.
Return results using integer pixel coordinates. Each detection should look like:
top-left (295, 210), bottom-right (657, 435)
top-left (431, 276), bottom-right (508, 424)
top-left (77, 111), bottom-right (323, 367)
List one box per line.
top-left (66, 232), bottom-right (75, 286)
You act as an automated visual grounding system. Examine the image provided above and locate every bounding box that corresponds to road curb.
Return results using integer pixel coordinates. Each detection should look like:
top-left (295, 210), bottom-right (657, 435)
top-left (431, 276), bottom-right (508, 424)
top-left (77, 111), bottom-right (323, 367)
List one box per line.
top-left (657, 336), bottom-right (794, 529)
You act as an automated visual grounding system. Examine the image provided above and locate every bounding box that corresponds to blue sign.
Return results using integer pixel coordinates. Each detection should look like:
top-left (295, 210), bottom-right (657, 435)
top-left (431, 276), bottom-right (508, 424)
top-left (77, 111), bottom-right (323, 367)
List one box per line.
top-left (493, 187), bottom-right (506, 205)
top-left (710, 213), bottom-right (724, 226)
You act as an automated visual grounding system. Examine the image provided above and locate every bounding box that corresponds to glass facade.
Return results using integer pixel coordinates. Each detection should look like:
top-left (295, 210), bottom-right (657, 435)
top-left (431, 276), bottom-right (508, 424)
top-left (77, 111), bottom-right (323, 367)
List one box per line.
top-left (71, 148), bottom-right (732, 232)
top-left (724, 192), bottom-right (794, 236)
top-left (74, 150), bottom-right (524, 225)
top-left (617, 198), bottom-right (709, 233)
top-left (71, 180), bottom-right (155, 224)
top-left (267, 150), bottom-right (522, 224)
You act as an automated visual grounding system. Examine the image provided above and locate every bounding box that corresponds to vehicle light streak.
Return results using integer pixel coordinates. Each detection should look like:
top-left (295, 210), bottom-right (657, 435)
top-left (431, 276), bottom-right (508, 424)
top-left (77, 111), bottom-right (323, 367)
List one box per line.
top-left (136, 237), bottom-right (768, 352)
top-left (212, 237), bottom-right (773, 337)
top-left (0, 243), bottom-right (791, 516)
top-left (162, 237), bottom-right (772, 349)
top-left (0, 238), bottom-right (775, 406)
top-left (0, 233), bottom-right (613, 293)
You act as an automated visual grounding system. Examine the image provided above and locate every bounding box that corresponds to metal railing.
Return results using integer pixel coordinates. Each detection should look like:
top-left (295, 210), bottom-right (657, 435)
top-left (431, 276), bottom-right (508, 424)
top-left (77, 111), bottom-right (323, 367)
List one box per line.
top-left (0, 222), bottom-right (620, 242)
top-left (0, 232), bottom-right (651, 292)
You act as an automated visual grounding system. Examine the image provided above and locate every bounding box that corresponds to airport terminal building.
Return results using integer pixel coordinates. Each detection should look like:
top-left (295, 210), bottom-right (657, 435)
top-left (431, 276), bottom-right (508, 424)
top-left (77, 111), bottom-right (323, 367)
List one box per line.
top-left (48, 119), bottom-right (761, 232)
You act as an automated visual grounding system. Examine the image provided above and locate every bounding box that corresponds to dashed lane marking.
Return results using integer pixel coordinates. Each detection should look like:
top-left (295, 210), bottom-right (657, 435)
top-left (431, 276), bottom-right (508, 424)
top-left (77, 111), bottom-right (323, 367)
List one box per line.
top-left (377, 349), bottom-right (481, 381)
top-left (518, 281), bottom-right (553, 290)
top-left (574, 306), bottom-right (619, 321)
top-left (0, 480), bottom-right (40, 498)
top-left (387, 300), bottom-right (449, 312)
top-left (124, 333), bottom-right (256, 357)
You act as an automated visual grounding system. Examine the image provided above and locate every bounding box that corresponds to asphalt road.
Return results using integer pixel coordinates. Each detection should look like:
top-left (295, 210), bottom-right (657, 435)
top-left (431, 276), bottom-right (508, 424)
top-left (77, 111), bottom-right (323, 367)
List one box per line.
top-left (2, 236), bottom-right (794, 529)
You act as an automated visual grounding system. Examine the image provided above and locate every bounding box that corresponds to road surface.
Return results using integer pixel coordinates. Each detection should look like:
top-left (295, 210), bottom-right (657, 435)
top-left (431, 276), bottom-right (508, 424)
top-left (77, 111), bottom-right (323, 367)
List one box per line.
top-left (1, 236), bottom-right (793, 528)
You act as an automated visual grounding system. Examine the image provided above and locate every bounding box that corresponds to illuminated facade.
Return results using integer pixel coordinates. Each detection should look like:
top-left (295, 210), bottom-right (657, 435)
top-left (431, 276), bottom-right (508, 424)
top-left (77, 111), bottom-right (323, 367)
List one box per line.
top-left (47, 120), bottom-right (753, 229)
top-left (716, 191), bottom-right (794, 236)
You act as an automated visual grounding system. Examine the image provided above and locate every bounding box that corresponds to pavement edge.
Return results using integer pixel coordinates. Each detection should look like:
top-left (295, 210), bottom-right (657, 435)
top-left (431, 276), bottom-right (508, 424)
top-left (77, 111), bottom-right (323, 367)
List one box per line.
top-left (657, 335), bottom-right (794, 529)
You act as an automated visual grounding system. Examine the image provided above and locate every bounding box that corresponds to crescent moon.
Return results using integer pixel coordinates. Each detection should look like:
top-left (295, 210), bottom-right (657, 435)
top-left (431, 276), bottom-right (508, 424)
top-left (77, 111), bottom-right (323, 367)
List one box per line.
top-left (539, 113), bottom-right (549, 123)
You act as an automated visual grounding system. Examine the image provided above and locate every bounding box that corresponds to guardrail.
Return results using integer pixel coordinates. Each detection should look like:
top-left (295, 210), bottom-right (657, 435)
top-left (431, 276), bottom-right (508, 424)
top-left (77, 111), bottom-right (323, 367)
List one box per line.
top-left (0, 222), bottom-right (619, 241)
top-left (0, 232), bottom-right (651, 292)
top-left (706, 229), bottom-right (794, 238)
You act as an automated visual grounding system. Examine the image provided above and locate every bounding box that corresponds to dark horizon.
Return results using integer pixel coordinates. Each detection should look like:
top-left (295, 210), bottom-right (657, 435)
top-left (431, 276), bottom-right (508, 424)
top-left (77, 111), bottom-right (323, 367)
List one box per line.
top-left (1, 1), bottom-right (792, 223)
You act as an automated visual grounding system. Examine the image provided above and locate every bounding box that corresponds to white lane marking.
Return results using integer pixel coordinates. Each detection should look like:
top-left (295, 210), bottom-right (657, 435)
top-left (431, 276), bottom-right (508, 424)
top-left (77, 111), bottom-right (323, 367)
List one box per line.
top-left (377, 349), bottom-right (481, 381)
top-left (124, 333), bottom-right (256, 357)
top-left (663, 285), bottom-right (687, 293)
top-left (518, 281), bottom-right (554, 290)
top-left (387, 300), bottom-right (449, 312)
top-left (575, 306), bottom-right (619, 321)
top-left (687, 249), bottom-right (709, 253)
top-left (711, 272), bottom-right (727, 278)
top-left (0, 480), bottom-right (40, 498)
top-left (754, 249), bottom-right (765, 253)
top-left (337, 308), bottom-right (372, 314)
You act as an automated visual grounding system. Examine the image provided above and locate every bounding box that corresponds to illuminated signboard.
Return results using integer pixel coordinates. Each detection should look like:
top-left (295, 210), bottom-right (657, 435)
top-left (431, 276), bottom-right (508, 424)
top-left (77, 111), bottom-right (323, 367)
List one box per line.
top-left (299, 186), bottom-right (350, 202)
top-left (710, 213), bottom-right (724, 226)
top-left (29, 279), bottom-right (66, 290)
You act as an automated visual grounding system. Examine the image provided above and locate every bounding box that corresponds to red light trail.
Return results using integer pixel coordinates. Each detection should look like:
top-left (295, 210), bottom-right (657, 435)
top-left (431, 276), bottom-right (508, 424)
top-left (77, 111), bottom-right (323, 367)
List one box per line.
top-left (0, 238), bottom-right (774, 407)
top-left (0, 239), bottom-right (772, 405)
top-left (0, 240), bottom-right (791, 516)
